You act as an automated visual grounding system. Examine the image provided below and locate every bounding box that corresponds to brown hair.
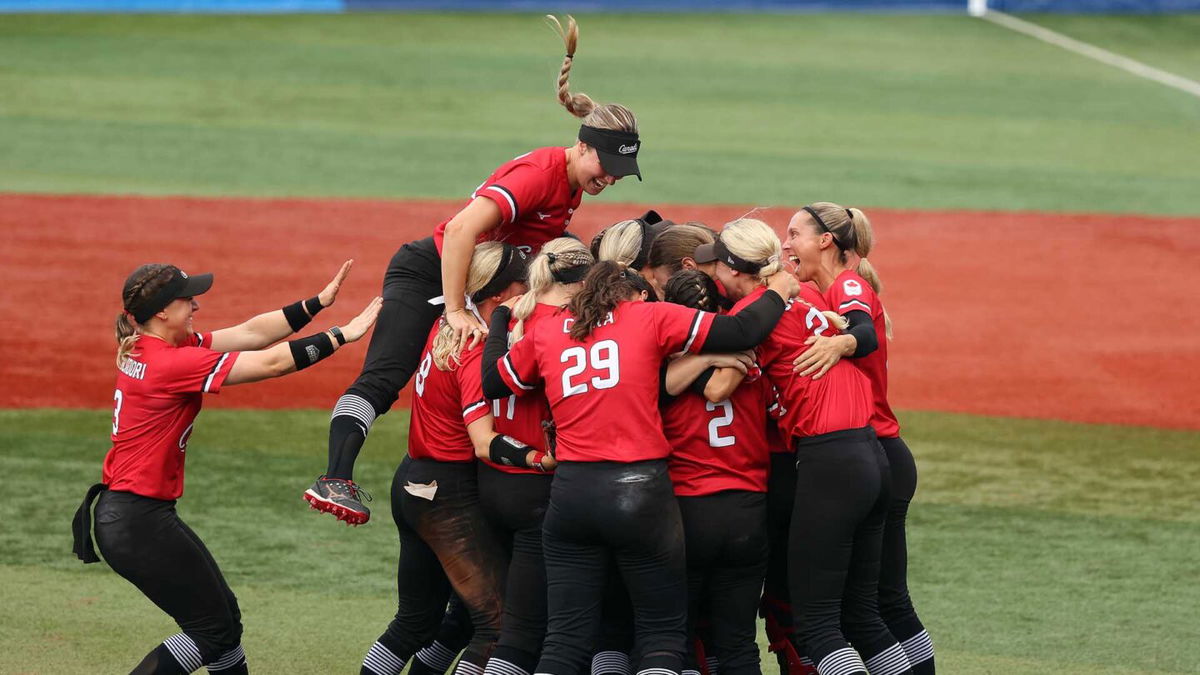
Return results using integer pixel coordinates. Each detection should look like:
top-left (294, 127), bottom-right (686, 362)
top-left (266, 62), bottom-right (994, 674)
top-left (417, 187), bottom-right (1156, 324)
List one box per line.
top-left (546, 15), bottom-right (638, 134)
top-left (647, 223), bottom-right (716, 274)
top-left (663, 269), bottom-right (720, 313)
top-left (115, 264), bottom-right (174, 366)
top-left (567, 261), bottom-right (643, 341)
top-left (803, 201), bottom-right (892, 337)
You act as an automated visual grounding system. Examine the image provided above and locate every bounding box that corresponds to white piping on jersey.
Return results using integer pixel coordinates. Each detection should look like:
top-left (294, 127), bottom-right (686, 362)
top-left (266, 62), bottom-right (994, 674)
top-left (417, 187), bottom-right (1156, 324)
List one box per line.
top-left (202, 353), bottom-right (231, 393)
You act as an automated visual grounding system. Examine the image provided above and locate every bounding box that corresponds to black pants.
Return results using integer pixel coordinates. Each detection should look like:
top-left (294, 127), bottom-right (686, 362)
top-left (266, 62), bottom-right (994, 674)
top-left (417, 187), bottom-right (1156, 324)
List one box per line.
top-left (348, 237), bottom-right (444, 413)
top-left (789, 428), bottom-right (899, 671)
top-left (537, 460), bottom-right (688, 675)
top-left (761, 451), bottom-right (800, 668)
top-left (678, 490), bottom-right (768, 675)
top-left (478, 462), bottom-right (554, 665)
top-left (327, 237), bottom-right (444, 478)
top-left (877, 437), bottom-right (927, 643)
top-left (376, 457), bottom-right (507, 669)
top-left (93, 490), bottom-right (243, 667)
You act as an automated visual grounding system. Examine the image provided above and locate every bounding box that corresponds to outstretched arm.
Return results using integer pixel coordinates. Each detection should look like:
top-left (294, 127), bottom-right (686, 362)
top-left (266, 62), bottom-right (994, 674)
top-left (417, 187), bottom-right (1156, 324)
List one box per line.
top-left (225, 296), bottom-right (381, 386)
top-left (209, 260), bottom-right (354, 352)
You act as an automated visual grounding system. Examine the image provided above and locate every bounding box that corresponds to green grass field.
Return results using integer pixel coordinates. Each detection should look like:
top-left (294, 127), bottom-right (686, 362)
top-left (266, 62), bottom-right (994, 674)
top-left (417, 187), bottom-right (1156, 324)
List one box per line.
top-left (3, 408), bottom-right (1198, 674)
top-left (1, 13), bottom-right (1198, 213)
top-left (3, 11), bottom-right (1200, 675)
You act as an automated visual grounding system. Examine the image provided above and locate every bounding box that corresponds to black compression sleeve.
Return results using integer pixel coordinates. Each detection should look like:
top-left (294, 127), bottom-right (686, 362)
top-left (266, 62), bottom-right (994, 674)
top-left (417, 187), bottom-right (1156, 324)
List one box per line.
top-left (700, 290), bottom-right (786, 352)
top-left (689, 367), bottom-right (717, 397)
top-left (288, 332), bottom-right (335, 370)
top-left (489, 434), bottom-right (532, 468)
top-left (481, 307), bottom-right (515, 399)
top-left (282, 296), bottom-right (323, 332)
top-left (843, 310), bottom-right (878, 358)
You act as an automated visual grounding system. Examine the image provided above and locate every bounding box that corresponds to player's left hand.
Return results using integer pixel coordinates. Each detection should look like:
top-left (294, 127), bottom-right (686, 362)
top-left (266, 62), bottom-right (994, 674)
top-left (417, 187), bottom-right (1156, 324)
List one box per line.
top-left (318, 260), bottom-right (354, 307)
top-left (792, 334), bottom-right (851, 380)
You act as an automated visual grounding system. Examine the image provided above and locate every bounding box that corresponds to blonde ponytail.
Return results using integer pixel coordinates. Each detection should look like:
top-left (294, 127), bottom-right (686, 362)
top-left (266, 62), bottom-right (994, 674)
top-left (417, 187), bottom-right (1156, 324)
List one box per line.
top-left (114, 313), bottom-right (140, 367)
top-left (431, 243), bottom-right (507, 370)
top-left (807, 202), bottom-right (892, 339)
top-left (546, 14), bottom-right (639, 134)
top-left (511, 238), bottom-right (593, 345)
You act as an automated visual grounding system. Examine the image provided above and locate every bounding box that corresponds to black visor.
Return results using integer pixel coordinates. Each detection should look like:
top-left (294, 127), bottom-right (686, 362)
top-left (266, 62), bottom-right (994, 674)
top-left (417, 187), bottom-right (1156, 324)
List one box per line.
top-left (126, 265), bottom-right (213, 324)
top-left (579, 125), bottom-right (642, 181)
top-left (470, 244), bottom-right (529, 304)
top-left (712, 238), bottom-right (766, 275)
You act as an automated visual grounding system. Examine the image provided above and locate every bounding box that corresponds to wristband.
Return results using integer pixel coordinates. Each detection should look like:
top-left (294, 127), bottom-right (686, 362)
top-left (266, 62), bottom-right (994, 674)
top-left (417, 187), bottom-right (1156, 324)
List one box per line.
top-left (288, 332), bottom-right (336, 371)
top-left (329, 326), bottom-right (346, 346)
top-left (303, 296), bottom-right (323, 317)
top-left (282, 301), bottom-right (311, 332)
top-left (489, 434), bottom-right (533, 468)
top-left (531, 451), bottom-right (550, 473)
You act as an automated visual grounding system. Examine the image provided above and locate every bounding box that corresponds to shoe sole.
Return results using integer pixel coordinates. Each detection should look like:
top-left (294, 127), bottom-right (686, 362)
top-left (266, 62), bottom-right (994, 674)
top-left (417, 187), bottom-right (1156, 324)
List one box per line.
top-left (303, 489), bottom-right (370, 526)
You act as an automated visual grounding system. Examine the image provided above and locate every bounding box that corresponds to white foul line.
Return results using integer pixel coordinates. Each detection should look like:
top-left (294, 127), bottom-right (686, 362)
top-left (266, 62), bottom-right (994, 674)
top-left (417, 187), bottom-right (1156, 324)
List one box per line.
top-left (981, 11), bottom-right (1200, 100)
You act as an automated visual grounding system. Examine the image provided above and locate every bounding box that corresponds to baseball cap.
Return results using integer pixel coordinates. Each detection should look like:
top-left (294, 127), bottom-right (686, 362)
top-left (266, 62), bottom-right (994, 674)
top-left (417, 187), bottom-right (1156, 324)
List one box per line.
top-left (693, 238), bottom-right (766, 274)
top-left (125, 265), bottom-right (213, 324)
top-left (578, 125), bottom-right (642, 181)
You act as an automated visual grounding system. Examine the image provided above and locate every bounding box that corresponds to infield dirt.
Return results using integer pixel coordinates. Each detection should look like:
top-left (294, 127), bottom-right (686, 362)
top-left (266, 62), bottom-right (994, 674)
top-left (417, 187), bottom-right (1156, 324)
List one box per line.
top-left (3, 193), bottom-right (1196, 429)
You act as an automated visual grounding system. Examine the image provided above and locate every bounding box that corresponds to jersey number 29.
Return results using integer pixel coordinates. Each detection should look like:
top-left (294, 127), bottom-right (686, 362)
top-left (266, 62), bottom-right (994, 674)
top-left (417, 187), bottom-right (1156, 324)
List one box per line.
top-left (560, 340), bottom-right (620, 398)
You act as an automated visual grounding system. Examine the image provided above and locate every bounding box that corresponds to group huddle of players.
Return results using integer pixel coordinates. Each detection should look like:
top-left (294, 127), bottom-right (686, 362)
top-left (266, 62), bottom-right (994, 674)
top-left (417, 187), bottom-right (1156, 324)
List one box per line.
top-left (344, 208), bottom-right (934, 675)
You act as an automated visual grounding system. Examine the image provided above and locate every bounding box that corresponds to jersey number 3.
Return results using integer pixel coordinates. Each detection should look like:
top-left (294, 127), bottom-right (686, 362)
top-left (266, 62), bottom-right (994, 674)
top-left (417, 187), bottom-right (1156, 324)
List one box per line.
top-left (560, 340), bottom-right (620, 398)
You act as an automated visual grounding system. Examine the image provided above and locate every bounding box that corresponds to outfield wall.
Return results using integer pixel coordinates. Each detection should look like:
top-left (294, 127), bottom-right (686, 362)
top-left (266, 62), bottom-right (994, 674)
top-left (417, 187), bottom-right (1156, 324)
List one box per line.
top-left (2, 0), bottom-right (1197, 12)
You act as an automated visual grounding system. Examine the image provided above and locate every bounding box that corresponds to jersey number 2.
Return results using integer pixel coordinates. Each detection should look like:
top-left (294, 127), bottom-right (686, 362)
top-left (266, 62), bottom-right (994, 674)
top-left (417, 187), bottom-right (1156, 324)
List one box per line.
top-left (561, 340), bottom-right (620, 398)
top-left (706, 400), bottom-right (735, 447)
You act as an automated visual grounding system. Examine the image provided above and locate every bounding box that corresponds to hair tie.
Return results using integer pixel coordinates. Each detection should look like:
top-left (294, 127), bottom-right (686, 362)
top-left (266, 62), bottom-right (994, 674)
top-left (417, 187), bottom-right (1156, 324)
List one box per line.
top-left (565, 53), bottom-right (574, 59)
top-left (845, 208), bottom-right (853, 221)
top-left (546, 252), bottom-right (558, 264)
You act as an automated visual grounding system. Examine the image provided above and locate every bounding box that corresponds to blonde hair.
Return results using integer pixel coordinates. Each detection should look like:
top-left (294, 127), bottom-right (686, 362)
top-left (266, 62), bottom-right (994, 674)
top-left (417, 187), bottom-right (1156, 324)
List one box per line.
top-left (114, 263), bottom-right (174, 367)
top-left (546, 15), bottom-right (638, 134)
top-left (431, 242), bottom-right (507, 371)
top-left (718, 218), bottom-right (783, 282)
top-left (803, 202), bottom-right (892, 338)
top-left (510, 238), bottom-right (594, 344)
top-left (596, 219), bottom-right (646, 266)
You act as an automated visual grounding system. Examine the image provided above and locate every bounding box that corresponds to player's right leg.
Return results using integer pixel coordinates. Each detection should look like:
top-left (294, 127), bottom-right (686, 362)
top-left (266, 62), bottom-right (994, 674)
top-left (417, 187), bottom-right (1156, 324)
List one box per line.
top-left (306, 237), bottom-right (443, 525)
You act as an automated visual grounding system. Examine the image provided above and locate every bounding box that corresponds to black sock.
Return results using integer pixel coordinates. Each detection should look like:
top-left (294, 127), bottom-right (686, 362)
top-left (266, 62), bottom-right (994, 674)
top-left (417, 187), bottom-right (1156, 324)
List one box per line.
top-left (130, 643), bottom-right (188, 675)
top-left (327, 414), bottom-right (368, 479)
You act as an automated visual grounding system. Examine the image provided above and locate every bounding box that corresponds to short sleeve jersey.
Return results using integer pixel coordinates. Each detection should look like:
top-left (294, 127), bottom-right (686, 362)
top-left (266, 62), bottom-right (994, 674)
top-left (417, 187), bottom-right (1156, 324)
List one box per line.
top-left (408, 324), bottom-right (491, 462)
top-left (433, 147), bottom-right (582, 256)
top-left (744, 286), bottom-right (874, 441)
top-left (484, 303), bottom-right (558, 475)
top-left (102, 332), bottom-right (239, 500)
top-left (497, 300), bottom-right (715, 463)
top-left (825, 270), bottom-right (900, 438)
top-left (663, 374), bottom-right (773, 496)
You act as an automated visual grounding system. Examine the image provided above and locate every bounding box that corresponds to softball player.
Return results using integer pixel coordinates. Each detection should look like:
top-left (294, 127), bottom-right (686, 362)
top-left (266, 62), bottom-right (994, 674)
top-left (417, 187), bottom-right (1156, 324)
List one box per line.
top-left (362, 242), bottom-right (532, 675)
top-left (71, 262), bottom-right (380, 674)
top-left (307, 14), bottom-right (644, 524)
top-left (660, 269), bottom-right (774, 675)
top-left (475, 237), bottom-right (596, 675)
top-left (706, 218), bottom-right (912, 675)
top-left (481, 260), bottom-right (798, 675)
top-left (784, 203), bottom-right (933, 674)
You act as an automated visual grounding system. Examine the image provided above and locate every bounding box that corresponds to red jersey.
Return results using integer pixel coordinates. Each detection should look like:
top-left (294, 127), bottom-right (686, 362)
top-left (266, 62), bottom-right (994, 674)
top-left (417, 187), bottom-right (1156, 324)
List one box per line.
top-left (742, 286), bottom-right (874, 441)
top-left (408, 324), bottom-right (492, 462)
top-left (498, 301), bottom-right (715, 463)
top-left (433, 147), bottom-right (582, 256)
top-left (102, 332), bottom-right (239, 500)
top-left (825, 270), bottom-right (900, 438)
top-left (766, 388), bottom-right (791, 454)
top-left (485, 303), bottom-right (558, 475)
top-left (663, 375), bottom-right (772, 496)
